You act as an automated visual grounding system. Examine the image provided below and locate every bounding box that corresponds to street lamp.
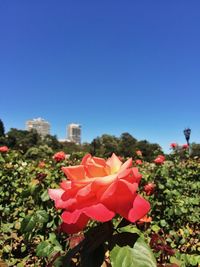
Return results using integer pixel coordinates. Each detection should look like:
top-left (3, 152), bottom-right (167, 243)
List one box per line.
top-left (183, 128), bottom-right (191, 146)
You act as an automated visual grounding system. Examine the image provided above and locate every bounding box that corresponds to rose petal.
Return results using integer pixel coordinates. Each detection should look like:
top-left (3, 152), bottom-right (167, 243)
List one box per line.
top-left (86, 162), bottom-right (108, 177)
top-left (128, 195), bottom-right (151, 222)
top-left (93, 156), bottom-right (106, 167)
top-left (106, 153), bottom-right (122, 174)
top-left (62, 165), bottom-right (86, 180)
top-left (61, 214), bottom-right (89, 234)
top-left (62, 203), bottom-right (115, 224)
top-left (48, 189), bottom-right (67, 209)
top-left (81, 153), bottom-right (92, 165)
top-left (119, 158), bottom-right (132, 172)
top-left (60, 180), bottom-right (72, 190)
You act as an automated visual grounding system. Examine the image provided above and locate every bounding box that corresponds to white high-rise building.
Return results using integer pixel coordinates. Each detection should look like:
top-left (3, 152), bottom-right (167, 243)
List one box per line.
top-left (67, 123), bottom-right (81, 144)
top-left (26, 118), bottom-right (50, 137)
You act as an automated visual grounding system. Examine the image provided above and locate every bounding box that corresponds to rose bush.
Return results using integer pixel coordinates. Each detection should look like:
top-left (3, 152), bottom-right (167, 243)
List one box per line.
top-left (49, 153), bottom-right (150, 234)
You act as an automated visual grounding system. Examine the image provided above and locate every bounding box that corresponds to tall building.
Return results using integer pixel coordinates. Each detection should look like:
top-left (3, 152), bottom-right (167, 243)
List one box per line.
top-left (67, 123), bottom-right (81, 144)
top-left (26, 118), bottom-right (50, 137)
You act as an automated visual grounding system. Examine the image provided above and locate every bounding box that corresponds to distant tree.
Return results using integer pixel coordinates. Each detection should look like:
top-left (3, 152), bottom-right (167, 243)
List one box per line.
top-left (6, 128), bottom-right (41, 153)
top-left (90, 134), bottom-right (119, 157)
top-left (61, 141), bottom-right (80, 154)
top-left (81, 142), bottom-right (91, 153)
top-left (42, 135), bottom-right (62, 150)
top-left (90, 137), bottom-right (102, 156)
top-left (190, 143), bottom-right (200, 157)
top-left (119, 132), bottom-right (137, 157)
top-left (0, 119), bottom-right (5, 137)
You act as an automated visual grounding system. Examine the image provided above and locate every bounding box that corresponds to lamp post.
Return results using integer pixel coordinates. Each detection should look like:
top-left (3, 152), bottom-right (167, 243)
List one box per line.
top-left (183, 128), bottom-right (191, 146)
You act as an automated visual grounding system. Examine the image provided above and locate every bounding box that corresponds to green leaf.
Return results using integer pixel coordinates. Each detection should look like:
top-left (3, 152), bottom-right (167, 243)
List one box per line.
top-left (117, 225), bottom-right (141, 236)
top-left (151, 225), bottom-right (160, 233)
top-left (36, 241), bottom-right (54, 257)
top-left (35, 210), bottom-right (49, 223)
top-left (160, 219), bottom-right (167, 227)
top-left (170, 256), bottom-right (182, 266)
top-left (20, 214), bottom-right (37, 233)
top-left (110, 237), bottom-right (157, 267)
top-left (41, 189), bottom-right (50, 201)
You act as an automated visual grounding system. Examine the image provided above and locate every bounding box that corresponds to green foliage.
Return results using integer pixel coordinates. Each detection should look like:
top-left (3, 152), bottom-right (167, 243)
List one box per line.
top-left (1, 147), bottom-right (200, 266)
top-left (110, 237), bottom-right (157, 267)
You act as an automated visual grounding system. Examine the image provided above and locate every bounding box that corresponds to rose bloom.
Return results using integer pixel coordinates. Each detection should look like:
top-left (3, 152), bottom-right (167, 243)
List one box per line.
top-left (170, 143), bottom-right (177, 149)
top-left (49, 153), bottom-right (150, 234)
top-left (53, 151), bottom-right (66, 162)
top-left (0, 146), bottom-right (9, 153)
top-left (136, 150), bottom-right (142, 156)
top-left (154, 155), bottom-right (165, 164)
top-left (137, 215), bottom-right (152, 225)
top-left (144, 182), bottom-right (156, 196)
top-left (38, 161), bottom-right (46, 168)
top-left (182, 144), bottom-right (189, 149)
top-left (135, 159), bottom-right (142, 165)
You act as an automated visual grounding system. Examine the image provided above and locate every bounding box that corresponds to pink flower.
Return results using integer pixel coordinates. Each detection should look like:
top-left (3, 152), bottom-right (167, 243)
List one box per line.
top-left (182, 144), bottom-right (189, 149)
top-left (135, 159), bottom-right (142, 165)
top-left (53, 151), bottom-right (66, 162)
top-left (170, 143), bottom-right (177, 149)
top-left (144, 182), bottom-right (156, 196)
top-left (49, 153), bottom-right (150, 234)
top-left (154, 155), bottom-right (165, 164)
top-left (0, 146), bottom-right (9, 153)
top-left (136, 150), bottom-right (142, 156)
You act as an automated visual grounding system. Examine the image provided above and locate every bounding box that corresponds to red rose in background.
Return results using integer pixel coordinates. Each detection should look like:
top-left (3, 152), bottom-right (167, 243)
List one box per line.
top-left (49, 153), bottom-right (150, 234)
top-left (0, 146), bottom-right (9, 153)
top-left (170, 143), bottom-right (177, 149)
top-left (53, 151), bottom-right (66, 162)
top-left (144, 182), bottom-right (156, 196)
top-left (135, 159), bottom-right (142, 165)
top-left (154, 155), bottom-right (165, 164)
top-left (182, 144), bottom-right (189, 149)
top-left (136, 150), bottom-right (142, 156)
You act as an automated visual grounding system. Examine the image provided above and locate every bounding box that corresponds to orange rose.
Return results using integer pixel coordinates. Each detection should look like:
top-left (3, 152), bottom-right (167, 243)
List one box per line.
top-left (49, 153), bottom-right (150, 234)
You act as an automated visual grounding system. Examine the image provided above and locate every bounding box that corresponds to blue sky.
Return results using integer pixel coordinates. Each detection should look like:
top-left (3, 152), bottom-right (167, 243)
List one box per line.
top-left (1, 1), bottom-right (200, 152)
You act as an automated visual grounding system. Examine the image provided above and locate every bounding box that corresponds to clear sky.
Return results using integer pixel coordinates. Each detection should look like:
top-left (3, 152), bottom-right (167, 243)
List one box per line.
top-left (1, 1), bottom-right (200, 152)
